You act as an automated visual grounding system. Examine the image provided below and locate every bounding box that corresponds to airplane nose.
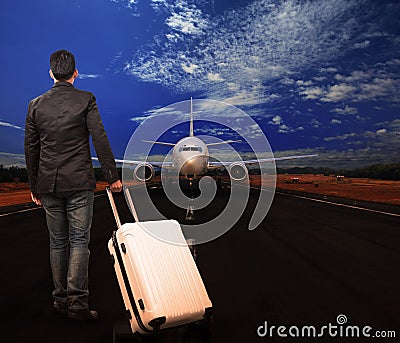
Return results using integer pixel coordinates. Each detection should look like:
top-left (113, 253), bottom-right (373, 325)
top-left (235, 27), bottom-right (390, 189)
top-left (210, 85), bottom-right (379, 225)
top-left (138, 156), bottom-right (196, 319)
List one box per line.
top-left (180, 155), bottom-right (208, 176)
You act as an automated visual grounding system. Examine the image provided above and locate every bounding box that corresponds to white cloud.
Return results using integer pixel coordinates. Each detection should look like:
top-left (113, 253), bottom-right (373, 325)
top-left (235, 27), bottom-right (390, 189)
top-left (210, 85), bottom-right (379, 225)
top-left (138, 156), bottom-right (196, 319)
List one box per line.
top-left (151, 0), bottom-right (167, 7)
top-left (78, 74), bottom-right (101, 79)
top-left (331, 105), bottom-right (358, 115)
top-left (388, 119), bottom-right (400, 130)
top-left (267, 115), bottom-right (294, 133)
top-left (0, 121), bottom-right (23, 130)
top-left (280, 77), bottom-right (295, 85)
top-left (298, 61), bottom-right (400, 104)
top-left (270, 115), bottom-right (282, 125)
top-left (331, 119), bottom-right (342, 124)
top-left (166, 33), bottom-right (179, 42)
top-left (376, 128), bottom-right (387, 135)
top-left (207, 73), bottom-right (224, 82)
top-left (386, 58), bottom-right (400, 66)
top-left (266, 93), bottom-right (280, 102)
top-left (124, 0), bottom-right (377, 104)
top-left (225, 82), bottom-right (239, 92)
top-left (334, 70), bottom-right (371, 82)
top-left (166, 9), bottom-right (208, 36)
top-left (319, 67), bottom-right (338, 73)
top-left (296, 80), bottom-right (313, 86)
top-left (300, 86), bottom-right (325, 100)
top-left (353, 40), bottom-right (370, 49)
top-left (222, 84), bottom-right (265, 107)
top-left (111, 0), bottom-right (140, 13)
top-left (324, 132), bottom-right (357, 141)
top-left (130, 116), bottom-right (148, 123)
top-left (195, 127), bottom-right (230, 137)
top-left (310, 119), bottom-right (321, 128)
top-left (278, 124), bottom-right (291, 133)
top-left (181, 63), bottom-right (199, 74)
top-left (358, 77), bottom-right (400, 102)
top-left (321, 83), bottom-right (358, 102)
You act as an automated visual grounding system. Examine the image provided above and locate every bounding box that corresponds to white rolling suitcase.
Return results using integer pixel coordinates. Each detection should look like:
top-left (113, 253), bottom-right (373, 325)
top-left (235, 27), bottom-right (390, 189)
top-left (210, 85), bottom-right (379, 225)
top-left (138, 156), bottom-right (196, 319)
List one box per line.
top-left (106, 187), bottom-right (213, 335)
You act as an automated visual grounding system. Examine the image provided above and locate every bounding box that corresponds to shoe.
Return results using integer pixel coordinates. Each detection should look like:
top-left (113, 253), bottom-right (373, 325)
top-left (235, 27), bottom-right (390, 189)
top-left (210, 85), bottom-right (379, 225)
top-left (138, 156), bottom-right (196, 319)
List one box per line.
top-left (68, 308), bottom-right (99, 321)
top-left (53, 301), bottom-right (68, 315)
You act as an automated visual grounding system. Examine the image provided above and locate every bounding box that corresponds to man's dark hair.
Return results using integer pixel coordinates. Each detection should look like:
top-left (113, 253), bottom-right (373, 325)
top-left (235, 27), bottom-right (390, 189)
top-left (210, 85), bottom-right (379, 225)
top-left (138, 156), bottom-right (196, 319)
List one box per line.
top-left (50, 50), bottom-right (76, 81)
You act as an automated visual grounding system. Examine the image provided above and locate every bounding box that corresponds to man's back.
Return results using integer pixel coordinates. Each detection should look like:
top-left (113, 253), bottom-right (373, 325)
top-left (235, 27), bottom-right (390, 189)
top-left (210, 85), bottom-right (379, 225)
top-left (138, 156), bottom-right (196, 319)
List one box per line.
top-left (25, 81), bottom-right (118, 194)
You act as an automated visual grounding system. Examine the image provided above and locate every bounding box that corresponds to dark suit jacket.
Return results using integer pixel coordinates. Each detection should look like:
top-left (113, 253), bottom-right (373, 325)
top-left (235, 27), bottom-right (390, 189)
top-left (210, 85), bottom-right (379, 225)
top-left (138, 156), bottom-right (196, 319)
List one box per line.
top-left (24, 81), bottom-right (119, 194)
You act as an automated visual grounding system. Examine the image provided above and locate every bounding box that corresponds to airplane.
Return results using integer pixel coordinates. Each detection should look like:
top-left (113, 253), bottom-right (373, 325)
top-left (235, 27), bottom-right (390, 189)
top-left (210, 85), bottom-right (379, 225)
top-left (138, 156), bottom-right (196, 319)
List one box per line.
top-left (93, 98), bottom-right (317, 185)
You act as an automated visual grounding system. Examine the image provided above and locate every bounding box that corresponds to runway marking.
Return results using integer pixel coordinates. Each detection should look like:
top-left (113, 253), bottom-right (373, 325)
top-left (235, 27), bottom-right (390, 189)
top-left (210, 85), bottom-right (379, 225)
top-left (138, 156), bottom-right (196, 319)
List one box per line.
top-left (0, 206), bottom-right (42, 217)
top-left (276, 190), bottom-right (400, 218)
top-left (221, 184), bottom-right (399, 218)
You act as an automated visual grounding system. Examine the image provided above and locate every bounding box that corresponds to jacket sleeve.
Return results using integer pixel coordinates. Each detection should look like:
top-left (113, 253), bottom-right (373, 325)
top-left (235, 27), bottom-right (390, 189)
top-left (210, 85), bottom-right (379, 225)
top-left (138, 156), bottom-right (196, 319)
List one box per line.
top-left (24, 100), bottom-right (40, 193)
top-left (86, 94), bottom-right (119, 184)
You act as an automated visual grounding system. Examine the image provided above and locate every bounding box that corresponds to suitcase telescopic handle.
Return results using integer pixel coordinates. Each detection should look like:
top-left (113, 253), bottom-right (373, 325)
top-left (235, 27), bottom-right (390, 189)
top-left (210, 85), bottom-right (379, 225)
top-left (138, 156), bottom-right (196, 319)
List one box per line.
top-left (123, 186), bottom-right (139, 223)
top-left (106, 186), bottom-right (140, 227)
top-left (106, 186), bottom-right (122, 229)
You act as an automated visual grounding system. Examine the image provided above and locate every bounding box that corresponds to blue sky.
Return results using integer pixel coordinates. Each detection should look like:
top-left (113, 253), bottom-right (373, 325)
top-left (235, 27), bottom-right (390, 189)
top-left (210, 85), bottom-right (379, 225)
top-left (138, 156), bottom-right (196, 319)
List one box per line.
top-left (0, 0), bottom-right (399, 169)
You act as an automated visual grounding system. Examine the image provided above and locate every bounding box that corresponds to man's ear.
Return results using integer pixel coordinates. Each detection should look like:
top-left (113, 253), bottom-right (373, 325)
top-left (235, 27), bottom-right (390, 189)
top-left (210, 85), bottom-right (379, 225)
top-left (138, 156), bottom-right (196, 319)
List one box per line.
top-left (49, 69), bottom-right (55, 80)
top-left (73, 69), bottom-right (78, 79)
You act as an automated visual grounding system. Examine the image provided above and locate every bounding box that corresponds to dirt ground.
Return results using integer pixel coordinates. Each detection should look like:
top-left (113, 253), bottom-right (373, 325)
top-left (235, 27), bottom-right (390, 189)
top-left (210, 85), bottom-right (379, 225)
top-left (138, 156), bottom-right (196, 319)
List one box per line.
top-left (0, 182), bottom-right (109, 207)
top-left (275, 174), bottom-right (400, 206)
top-left (1, 175), bottom-right (400, 207)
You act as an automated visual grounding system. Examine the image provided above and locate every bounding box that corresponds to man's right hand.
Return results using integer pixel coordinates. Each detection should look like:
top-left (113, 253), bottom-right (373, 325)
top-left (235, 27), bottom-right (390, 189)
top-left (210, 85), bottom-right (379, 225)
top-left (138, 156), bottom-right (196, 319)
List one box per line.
top-left (110, 180), bottom-right (123, 192)
top-left (31, 192), bottom-right (42, 206)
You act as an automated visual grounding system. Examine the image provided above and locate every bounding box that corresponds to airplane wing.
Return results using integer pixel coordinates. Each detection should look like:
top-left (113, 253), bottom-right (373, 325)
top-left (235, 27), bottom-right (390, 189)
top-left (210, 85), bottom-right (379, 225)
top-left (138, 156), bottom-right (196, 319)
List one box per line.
top-left (208, 154), bottom-right (318, 168)
top-left (205, 140), bottom-right (241, 146)
top-left (142, 140), bottom-right (176, 146)
top-left (241, 154), bottom-right (318, 165)
top-left (91, 157), bottom-right (174, 168)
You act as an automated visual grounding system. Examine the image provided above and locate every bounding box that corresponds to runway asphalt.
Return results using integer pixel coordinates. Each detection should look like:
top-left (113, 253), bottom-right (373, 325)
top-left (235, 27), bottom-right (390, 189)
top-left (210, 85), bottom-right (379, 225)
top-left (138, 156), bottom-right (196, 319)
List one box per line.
top-left (0, 187), bottom-right (399, 343)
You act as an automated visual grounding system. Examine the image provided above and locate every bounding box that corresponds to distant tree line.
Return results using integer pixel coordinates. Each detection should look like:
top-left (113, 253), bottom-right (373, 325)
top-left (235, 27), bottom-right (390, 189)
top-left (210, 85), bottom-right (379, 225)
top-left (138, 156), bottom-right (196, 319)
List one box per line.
top-left (0, 164), bottom-right (399, 182)
top-left (343, 163), bottom-right (400, 181)
top-left (0, 165), bottom-right (28, 182)
top-left (276, 166), bottom-right (335, 176)
top-left (0, 165), bottom-right (122, 183)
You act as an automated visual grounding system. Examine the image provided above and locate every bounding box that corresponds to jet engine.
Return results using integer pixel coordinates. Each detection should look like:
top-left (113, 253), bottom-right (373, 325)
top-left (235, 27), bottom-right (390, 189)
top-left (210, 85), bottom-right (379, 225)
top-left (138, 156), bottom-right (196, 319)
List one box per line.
top-left (133, 163), bottom-right (155, 182)
top-left (227, 162), bottom-right (248, 181)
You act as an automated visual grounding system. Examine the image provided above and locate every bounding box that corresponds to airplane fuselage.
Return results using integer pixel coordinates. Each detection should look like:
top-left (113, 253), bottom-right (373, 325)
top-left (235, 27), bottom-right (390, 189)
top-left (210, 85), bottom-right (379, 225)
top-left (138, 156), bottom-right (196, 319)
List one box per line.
top-left (172, 136), bottom-right (209, 178)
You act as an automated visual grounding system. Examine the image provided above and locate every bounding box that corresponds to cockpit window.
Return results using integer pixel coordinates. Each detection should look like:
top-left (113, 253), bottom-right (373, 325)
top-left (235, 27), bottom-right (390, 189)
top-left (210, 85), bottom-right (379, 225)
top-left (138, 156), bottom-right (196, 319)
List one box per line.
top-left (181, 146), bottom-right (202, 152)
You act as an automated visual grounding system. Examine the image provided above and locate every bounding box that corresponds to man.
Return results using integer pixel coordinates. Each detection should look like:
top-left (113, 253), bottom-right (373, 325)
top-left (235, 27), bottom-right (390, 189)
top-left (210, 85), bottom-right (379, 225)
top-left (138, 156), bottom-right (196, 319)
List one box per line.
top-left (25, 49), bottom-right (122, 321)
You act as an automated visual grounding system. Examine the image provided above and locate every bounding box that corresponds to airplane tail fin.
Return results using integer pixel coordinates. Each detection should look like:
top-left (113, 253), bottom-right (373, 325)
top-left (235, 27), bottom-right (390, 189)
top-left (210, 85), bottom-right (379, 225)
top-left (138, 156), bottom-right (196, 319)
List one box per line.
top-left (189, 97), bottom-right (194, 137)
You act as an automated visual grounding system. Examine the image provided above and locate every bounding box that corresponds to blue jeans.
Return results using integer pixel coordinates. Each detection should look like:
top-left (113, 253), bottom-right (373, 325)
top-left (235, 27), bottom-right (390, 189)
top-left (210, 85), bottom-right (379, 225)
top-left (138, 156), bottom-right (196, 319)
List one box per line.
top-left (41, 190), bottom-right (94, 310)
